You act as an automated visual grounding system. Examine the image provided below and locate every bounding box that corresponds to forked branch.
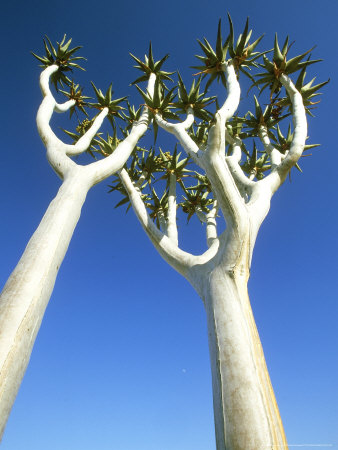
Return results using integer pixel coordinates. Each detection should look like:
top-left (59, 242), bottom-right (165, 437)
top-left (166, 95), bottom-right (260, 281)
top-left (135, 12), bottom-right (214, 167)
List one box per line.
top-left (119, 168), bottom-right (194, 277)
top-left (155, 108), bottom-right (204, 167)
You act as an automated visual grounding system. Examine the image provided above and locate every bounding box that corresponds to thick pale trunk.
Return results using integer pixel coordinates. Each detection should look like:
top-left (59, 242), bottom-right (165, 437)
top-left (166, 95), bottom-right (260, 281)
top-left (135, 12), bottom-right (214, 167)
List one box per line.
top-left (202, 266), bottom-right (287, 450)
top-left (0, 170), bottom-right (90, 438)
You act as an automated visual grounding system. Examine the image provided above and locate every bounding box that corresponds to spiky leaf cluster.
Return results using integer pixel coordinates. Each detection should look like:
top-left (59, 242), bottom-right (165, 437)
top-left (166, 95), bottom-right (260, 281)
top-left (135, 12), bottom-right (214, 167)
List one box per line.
top-left (226, 116), bottom-right (251, 141)
top-left (156, 146), bottom-right (191, 185)
top-left (135, 78), bottom-right (178, 142)
top-left (254, 34), bottom-right (321, 97)
top-left (188, 122), bottom-right (209, 150)
top-left (135, 78), bottom-right (177, 118)
top-left (122, 102), bottom-right (143, 131)
top-left (174, 74), bottom-right (215, 120)
top-left (60, 82), bottom-right (91, 117)
top-left (241, 142), bottom-right (270, 180)
top-left (96, 131), bottom-right (121, 156)
top-left (106, 142), bottom-right (213, 227)
top-left (275, 66), bottom-right (329, 116)
top-left (145, 189), bottom-right (169, 227)
top-left (241, 95), bottom-right (290, 137)
top-left (32, 35), bottom-right (85, 90)
top-left (193, 15), bottom-right (265, 89)
top-left (130, 43), bottom-right (174, 85)
top-left (270, 124), bottom-right (320, 173)
top-left (90, 83), bottom-right (127, 128)
top-left (180, 185), bottom-right (213, 223)
top-left (136, 148), bottom-right (163, 183)
top-left (192, 19), bottom-right (230, 89)
top-left (227, 15), bottom-right (266, 82)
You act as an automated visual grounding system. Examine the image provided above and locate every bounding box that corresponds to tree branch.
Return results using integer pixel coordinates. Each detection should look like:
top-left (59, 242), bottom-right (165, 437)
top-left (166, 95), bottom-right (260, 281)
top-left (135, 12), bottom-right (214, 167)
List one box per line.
top-left (54, 100), bottom-right (76, 113)
top-left (118, 170), bottom-right (222, 291)
top-left (119, 168), bottom-right (194, 277)
top-left (198, 60), bottom-right (249, 231)
top-left (224, 137), bottom-right (255, 200)
top-left (37, 69), bottom-right (76, 176)
top-left (155, 109), bottom-right (204, 167)
top-left (259, 74), bottom-right (307, 194)
top-left (226, 156), bottom-right (255, 201)
top-left (65, 109), bottom-right (108, 156)
top-left (37, 65), bottom-right (109, 177)
top-left (167, 174), bottom-right (178, 245)
top-left (258, 126), bottom-right (282, 169)
top-left (206, 201), bottom-right (218, 248)
top-left (208, 62), bottom-right (241, 158)
top-left (87, 73), bottom-right (157, 185)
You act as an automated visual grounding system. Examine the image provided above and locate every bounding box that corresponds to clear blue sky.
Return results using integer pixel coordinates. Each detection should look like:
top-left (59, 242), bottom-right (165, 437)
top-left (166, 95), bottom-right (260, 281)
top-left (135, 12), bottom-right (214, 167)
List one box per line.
top-left (0, 1), bottom-right (337, 449)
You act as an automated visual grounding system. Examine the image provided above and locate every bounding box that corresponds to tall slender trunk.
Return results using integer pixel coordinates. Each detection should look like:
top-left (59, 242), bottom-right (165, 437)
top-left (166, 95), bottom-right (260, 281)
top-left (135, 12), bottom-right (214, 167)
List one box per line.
top-left (202, 265), bottom-right (287, 450)
top-left (0, 169), bottom-right (91, 438)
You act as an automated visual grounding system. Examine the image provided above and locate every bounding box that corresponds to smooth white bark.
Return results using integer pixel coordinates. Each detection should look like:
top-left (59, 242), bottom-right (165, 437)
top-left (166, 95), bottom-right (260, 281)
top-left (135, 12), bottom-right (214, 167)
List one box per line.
top-left (206, 202), bottom-right (218, 248)
top-left (155, 109), bottom-right (204, 167)
top-left (0, 67), bottom-right (156, 439)
top-left (120, 63), bottom-right (308, 449)
top-left (167, 174), bottom-right (178, 245)
top-left (259, 126), bottom-right (282, 169)
top-left (262, 75), bottom-right (308, 194)
top-left (199, 265), bottom-right (287, 450)
top-left (0, 171), bottom-right (90, 438)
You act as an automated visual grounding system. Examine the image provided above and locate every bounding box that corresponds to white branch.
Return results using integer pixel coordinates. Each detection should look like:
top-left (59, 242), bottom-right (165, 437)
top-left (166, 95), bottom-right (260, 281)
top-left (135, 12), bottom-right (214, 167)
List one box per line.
top-left (37, 67), bottom-right (157, 184)
top-left (54, 100), bottom-right (76, 113)
top-left (167, 174), bottom-right (178, 246)
top-left (218, 62), bottom-right (241, 119)
top-left (229, 137), bottom-right (242, 163)
top-left (226, 156), bottom-right (255, 199)
top-left (65, 108), bottom-right (108, 156)
top-left (39, 65), bottom-right (58, 97)
top-left (206, 202), bottom-right (218, 248)
top-left (180, 108), bottom-right (195, 129)
top-left (258, 126), bottom-right (282, 168)
top-left (195, 204), bottom-right (218, 247)
top-left (119, 168), bottom-right (194, 277)
top-left (135, 171), bottom-right (148, 190)
top-left (155, 109), bottom-right (204, 167)
top-left (37, 66), bottom-right (77, 176)
top-left (196, 206), bottom-right (207, 224)
top-left (202, 61), bottom-right (246, 230)
top-left (259, 74), bottom-right (307, 194)
top-left (158, 210), bottom-right (168, 235)
top-left (37, 65), bottom-right (109, 176)
top-left (118, 171), bottom-right (222, 288)
top-left (208, 62), bottom-right (241, 158)
top-left (87, 74), bottom-right (157, 185)
top-left (224, 137), bottom-right (255, 198)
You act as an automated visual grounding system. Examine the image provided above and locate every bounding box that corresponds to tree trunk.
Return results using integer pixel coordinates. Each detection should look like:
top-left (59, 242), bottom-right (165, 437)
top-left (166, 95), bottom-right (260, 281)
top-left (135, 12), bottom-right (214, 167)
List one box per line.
top-left (202, 265), bottom-right (287, 450)
top-left (0, 169), bottom-right (91, 438)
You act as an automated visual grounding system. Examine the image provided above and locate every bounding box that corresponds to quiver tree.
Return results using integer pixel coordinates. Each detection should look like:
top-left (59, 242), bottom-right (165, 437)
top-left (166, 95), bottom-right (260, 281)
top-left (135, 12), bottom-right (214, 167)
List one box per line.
top-left (0, 36), bottom-right (160, 438)
top-left (109, 17), bottom-right (328, 450)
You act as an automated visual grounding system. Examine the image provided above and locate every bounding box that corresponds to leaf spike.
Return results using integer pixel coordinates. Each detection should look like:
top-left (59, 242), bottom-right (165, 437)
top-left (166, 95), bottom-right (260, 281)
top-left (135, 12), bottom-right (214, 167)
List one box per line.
top-left (148, 41), bottom-right (155, 69)
top-left (227, 12), bottom-right (235, 54)
top-left (236, 17), bottom-right (249, 56)
top-left (216, 18), bottom-right (223, 60)
top-left (273, 33), bottom-right (284, 64)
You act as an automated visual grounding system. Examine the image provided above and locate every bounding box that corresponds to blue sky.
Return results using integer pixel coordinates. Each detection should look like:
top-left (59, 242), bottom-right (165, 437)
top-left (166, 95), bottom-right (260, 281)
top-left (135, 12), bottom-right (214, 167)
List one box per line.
top-left (0, 1), bottom-right (337, 449)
